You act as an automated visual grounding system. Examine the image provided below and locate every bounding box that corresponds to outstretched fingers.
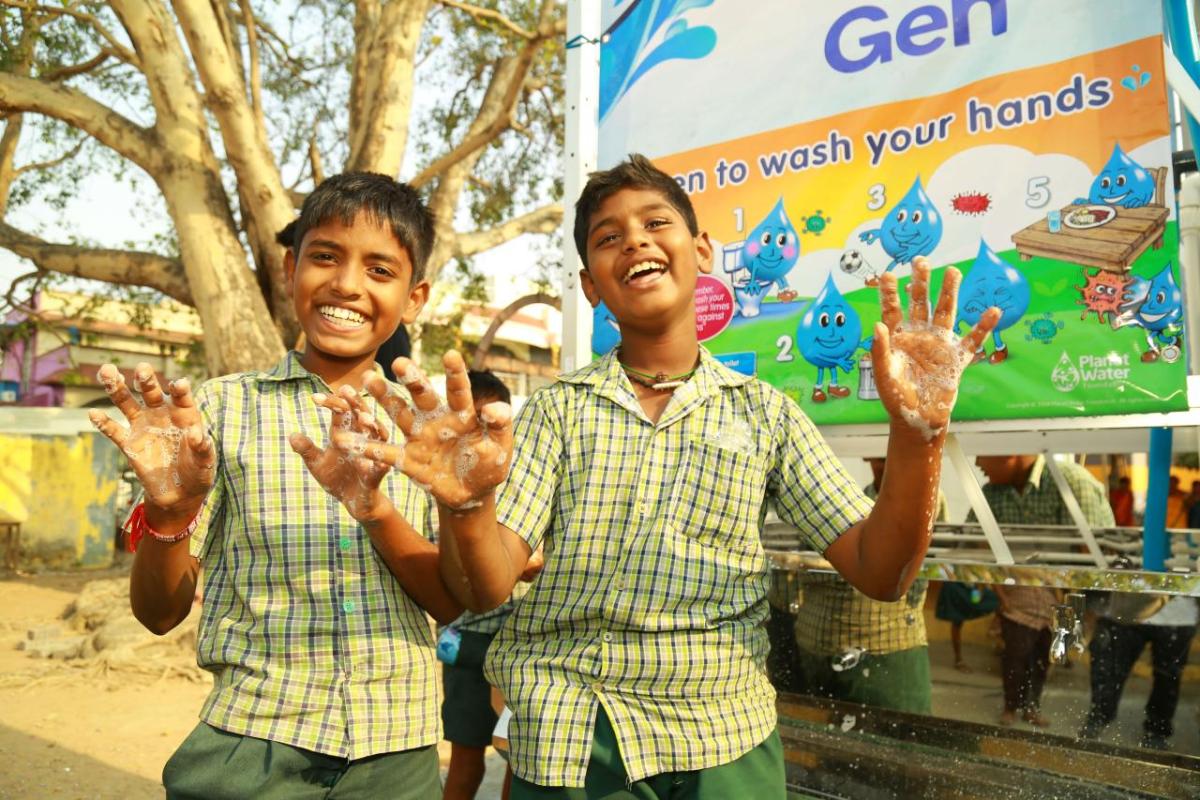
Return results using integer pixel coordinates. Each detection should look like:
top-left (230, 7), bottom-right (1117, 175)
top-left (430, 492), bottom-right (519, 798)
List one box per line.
top-left (908, 258), bottom-right (931, 326)
top-left (878, 274), bottom-right (902, 333)
top-left (134, 363), bottom-right (166, 408)
top-left (391, 357), bottom-right (440, 412)
top-left (479, 401), bottom-right (514, 453)
top-left (443, 350), bottom-right (475, 416)
top-left (932, 267), bottom-right (962, 330)
top-left (332, 430), bottom-right (405, 470)
top-left (88, 410), bottom-right (129, 450)
top-left (288, 432), bottom-right (322, 469)
top-left (960, 306), bottom-right (1002, 354)
top-left (364, 371), bottom-right (415, 436)
top-left (98, 364), bottom-right (142, 422)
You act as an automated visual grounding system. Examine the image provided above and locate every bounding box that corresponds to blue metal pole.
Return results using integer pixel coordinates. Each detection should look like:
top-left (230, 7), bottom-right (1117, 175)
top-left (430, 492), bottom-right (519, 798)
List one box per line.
top-left (1164, 0), bottom-right (1200, 149)
top-left (1144, 427), bottom-right (1173, 571)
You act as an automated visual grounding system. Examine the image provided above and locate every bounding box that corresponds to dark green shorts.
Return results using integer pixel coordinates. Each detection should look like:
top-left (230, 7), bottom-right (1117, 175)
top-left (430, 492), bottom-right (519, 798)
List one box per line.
top-left (511, 705), bottom-right (786, 800)
top-left (442, 629), bottom-right (498, 748)
top-left (795, 645), bottom-right (932, 715)
top-left (162, 722), bottom-right (441, 800)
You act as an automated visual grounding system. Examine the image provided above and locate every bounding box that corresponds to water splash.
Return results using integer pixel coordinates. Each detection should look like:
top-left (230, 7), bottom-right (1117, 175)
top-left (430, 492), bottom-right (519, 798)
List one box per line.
top-left (600, 0), bottom-right (718, 120)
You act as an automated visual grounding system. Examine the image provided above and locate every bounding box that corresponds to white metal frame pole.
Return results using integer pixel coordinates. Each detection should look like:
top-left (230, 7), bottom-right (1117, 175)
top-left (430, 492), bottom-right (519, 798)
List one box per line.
top-left (561, 0), bottom-right (601, 374)
top-left (944, 434), bottom-right (1015, 565)
top-left (1042, 453), bottom-right (1107, 568)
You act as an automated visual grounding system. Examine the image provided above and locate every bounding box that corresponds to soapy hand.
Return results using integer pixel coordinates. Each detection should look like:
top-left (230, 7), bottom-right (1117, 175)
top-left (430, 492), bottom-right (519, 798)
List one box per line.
top-left (87, 363), bottom-right (215, 514)
top-left (333, 350), bottom-right (513, 511)
top-left (290, 386), bottom-right (393, 522)
top-left (873, 257), bottom-right (1000, 438)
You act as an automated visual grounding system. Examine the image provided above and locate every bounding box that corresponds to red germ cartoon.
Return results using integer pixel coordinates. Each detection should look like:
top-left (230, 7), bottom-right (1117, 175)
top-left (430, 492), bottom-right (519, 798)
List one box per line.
top-left (1076, 268), bottom-right (1128, 323)
top-left (951, 191), bottom-right (992, 216)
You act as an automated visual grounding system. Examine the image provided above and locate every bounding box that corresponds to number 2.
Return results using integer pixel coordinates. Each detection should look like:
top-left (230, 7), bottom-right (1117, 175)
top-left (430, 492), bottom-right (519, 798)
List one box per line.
top-left (775, 335), bottom-right (795, 362)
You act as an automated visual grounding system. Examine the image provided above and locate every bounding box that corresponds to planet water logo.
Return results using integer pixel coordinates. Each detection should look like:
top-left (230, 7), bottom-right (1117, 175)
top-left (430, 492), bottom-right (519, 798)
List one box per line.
top-left (1050, 351), bottom-right (1131, 393)
top-left (1051, 352), bottom-right (1080, 392)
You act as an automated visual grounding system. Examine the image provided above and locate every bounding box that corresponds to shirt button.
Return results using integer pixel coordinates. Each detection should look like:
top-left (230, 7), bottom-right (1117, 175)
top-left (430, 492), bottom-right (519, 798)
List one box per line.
top-left (342, 600), bottom-right (356, 613)
top-left (638, 502), bottom-right (649, 516)
top-left (602, 631), bottom-right (613, 643)
top-left (338, 537), bottom-right (353, 552)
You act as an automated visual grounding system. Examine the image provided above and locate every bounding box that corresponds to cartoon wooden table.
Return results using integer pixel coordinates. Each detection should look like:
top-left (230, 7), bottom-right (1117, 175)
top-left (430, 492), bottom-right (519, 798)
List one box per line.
top-left (1011, 167), bottom-right (1169, 273)
top-left (1011, 203), bottom-right (1169, 273)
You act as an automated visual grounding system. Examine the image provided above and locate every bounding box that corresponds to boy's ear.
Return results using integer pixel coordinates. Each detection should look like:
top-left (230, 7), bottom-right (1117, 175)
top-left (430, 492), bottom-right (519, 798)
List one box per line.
top-left (695, 231), bottom-right (714, 275)
top-left (283, 247), bottom-right (297, 298)
top-left (401, 280), bottom-right (431, 324)
top-left (579, 268), bottom-right (602, 308)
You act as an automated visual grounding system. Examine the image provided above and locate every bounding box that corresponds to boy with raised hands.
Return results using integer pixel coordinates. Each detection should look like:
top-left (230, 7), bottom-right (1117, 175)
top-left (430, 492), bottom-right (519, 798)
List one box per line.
top-left (88, 173), bottom-right (461, 799)
top-left (346, 155), bottom-right (999, 799)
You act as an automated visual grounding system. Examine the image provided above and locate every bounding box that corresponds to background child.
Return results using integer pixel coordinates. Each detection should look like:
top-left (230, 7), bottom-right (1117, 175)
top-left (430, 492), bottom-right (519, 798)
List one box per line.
top-left (89, 172), bottom-right (459, 799)
top-left (442, 370), bottom-right (543, 800)
top-left (342, 155), bottom-right (999, 798)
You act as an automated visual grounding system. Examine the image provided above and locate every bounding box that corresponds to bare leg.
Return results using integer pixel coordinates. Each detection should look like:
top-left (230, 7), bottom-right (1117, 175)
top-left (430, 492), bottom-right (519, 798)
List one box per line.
top-left (951, 622), bottom-right (971, 672)
top-left (444, 743), bottom-right (488, 800)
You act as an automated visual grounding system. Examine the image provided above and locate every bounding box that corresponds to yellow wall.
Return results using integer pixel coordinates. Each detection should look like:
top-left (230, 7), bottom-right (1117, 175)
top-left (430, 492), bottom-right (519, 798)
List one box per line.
top-left (0, 432), bottom-right (122, 568)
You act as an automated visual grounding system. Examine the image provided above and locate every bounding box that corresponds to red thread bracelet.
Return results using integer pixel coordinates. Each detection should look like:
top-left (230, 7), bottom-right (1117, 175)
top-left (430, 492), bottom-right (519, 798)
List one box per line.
top-left (124, 503), bottom-right (200, 552)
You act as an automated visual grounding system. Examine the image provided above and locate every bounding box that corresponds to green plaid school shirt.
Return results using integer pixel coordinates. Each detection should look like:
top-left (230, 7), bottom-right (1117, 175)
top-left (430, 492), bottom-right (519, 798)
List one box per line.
top-left (971, 455), bottom-right (1113, 629)
top-left (792, 484), bottom-right (948, 655)
top-left (486, 348), bottom-right (873, 787)
top-left (973, 455), bottom-right (1113, 530)
top-left (187, 352), bottom-right (438, 759)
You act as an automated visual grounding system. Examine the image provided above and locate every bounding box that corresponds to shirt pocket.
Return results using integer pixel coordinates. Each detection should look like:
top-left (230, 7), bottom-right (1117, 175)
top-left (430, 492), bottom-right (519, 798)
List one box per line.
top-left (667, 438), bottom-right (766, 554)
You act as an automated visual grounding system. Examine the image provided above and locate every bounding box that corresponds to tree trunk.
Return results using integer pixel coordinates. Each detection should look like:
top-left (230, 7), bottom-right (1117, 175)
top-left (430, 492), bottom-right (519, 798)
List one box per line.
top-left (159, 166), bottom-right (284, 374)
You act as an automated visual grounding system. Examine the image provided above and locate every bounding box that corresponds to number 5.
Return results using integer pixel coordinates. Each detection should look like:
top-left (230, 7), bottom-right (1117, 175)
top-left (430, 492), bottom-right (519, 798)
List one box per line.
top-left (1025, 176), bottom-right (1051, 209)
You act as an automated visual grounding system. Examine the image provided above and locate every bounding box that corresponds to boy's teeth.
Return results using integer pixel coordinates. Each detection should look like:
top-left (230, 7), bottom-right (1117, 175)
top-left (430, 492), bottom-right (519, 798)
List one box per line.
top-left (319, 306), bottom-right (365, 325)
top-left (625, 262), bottom-right (665, 283)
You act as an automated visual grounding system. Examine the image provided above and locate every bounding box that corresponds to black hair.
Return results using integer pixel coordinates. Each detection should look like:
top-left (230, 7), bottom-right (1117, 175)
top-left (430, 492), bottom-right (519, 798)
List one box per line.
top-left (290, 172), bottom-right (436, 282)
top-left (275, 219), bottom-right (298, 248)
top-left (375, 326), bottom-right (412, 380)
top-left (572, 153), bottom-right (699, 268)
top-left (467, 369), bottom-right (511, 405)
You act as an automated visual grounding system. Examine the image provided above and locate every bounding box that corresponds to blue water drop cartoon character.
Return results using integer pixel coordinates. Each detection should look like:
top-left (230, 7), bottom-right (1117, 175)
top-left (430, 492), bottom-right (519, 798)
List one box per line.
top-left (796, 275), bottom-right (872, 403)
top-left (957, 240), bottom-right (1031, 365)
top-left (859, 177), bottom-right (943, 273)
top-left (742, 198), bottom-right (801, 302)
top-left (1118, 262), bottom-right (1184, 363)
top-left (591, 300), bottom-right (620, 356)
top-left (1075, 143), bottom-right (1156, 208)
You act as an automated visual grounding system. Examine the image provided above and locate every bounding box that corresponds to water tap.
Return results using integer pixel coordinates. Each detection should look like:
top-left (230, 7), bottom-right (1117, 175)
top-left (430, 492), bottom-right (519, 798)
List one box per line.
top-left (1066, 593), bottom-right (1087, 654)
top-left (831, 646), bottom-right (867, 673)
top-left (1049, 604), bottom-right (1077, 665)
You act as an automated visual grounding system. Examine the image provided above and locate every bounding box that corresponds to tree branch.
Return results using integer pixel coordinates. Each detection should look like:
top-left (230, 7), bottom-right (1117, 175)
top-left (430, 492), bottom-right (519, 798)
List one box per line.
top-left (237, 0), bottom-right (265, 135)
top-left (40, 50), bottom-right (113, 82)
top-left (435, 0), bottom-right (534, 39)
top-left (470, 291), bottom-right (561, 370)
top-left (453, 203), bottom-right (562, 259)
top-left (0, 0), bottom-right (140, 66)
top-left (410, 0), bottom-right (558, 188)
top-left (12, 137), bottom-right (85, 177)
top-left (0, 73), bottom-right (160, 175)
top-left (0, 221), bottom-right (193, 305)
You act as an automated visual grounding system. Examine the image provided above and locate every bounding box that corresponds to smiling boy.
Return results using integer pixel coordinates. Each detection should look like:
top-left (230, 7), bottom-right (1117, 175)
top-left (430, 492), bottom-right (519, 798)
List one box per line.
top-left (89, 173), bottom-right (460, 799)
top-left (342, 155), bottom-right (999, 798)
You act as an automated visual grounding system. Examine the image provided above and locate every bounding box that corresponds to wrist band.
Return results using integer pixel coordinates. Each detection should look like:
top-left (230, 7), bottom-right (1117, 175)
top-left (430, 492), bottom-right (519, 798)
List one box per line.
top-left (124, 502), bottom-right (200, 552)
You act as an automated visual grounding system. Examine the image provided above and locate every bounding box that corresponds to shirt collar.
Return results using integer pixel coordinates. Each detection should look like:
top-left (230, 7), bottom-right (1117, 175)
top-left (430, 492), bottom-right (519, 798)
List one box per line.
top-left (256, 351), bottom-right (314, 383)
top-left (255, 351), bottom-right (383, 395)
top-left (559, 346), bottom-right (753, 426)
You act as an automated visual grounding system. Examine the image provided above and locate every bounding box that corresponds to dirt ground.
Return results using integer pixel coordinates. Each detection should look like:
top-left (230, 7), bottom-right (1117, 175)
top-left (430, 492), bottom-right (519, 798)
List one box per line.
top-left (0, 568), bottom-right (508, 800)
top-left (0, 568), bottom-right (209, 799)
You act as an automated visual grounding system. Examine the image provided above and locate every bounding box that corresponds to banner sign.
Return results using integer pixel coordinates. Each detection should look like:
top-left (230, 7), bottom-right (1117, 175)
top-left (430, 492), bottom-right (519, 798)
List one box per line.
top-left (594, 0), bottom-right (1187, 422)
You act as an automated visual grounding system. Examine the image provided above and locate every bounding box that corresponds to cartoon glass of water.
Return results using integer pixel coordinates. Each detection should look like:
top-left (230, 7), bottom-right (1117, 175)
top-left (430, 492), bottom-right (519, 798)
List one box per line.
top-left (1047, 209), bottom-right (1062, 233)
top-left (857, 353), bottom-right (879, 400)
